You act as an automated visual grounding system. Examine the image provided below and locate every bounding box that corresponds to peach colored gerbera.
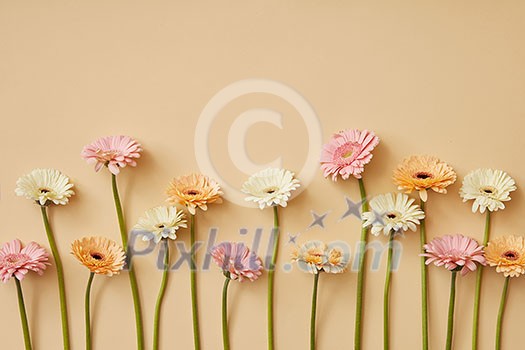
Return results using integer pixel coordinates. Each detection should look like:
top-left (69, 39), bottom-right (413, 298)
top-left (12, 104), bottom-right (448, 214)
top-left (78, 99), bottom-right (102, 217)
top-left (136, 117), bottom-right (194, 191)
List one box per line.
top-left (0, 239), bottom-right (49, 282)
top-left (291, 240), bottom-right (348, 274)
top-left (211, 242), bottom-right (263, 282)
top-left (166, 173), bottom-right (223, 215)
top-left (71, 237), bottom-right (126, 276)
top-left (421, 234), bottom-right (485, 276)
top-left (485, 235), bottom-right (525, 277)
top-left (320, 129), bottom-right (379, 181)
top-left (81, 135), bottom-right (142, 175)
top-left (393, 155), bottom-right (456, 201)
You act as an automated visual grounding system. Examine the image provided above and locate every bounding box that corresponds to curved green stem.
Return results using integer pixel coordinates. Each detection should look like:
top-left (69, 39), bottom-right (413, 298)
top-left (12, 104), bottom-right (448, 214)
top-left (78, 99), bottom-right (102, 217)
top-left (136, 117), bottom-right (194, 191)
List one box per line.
top-left (222, 276), bottom-right (231, 350)
top-left (446, 271), bottom-right (458, 350)
top-left (85, 272), bottom-right (95, 350)
top-left (383, 232), bottom-right (394, 350)
top-left (495, 276), bottom-right (510, 350)
top-left (40, 206), bottom-right (70, 350)
top-left (190, 213), bottom-right (201, 350)
top-left (268, 205), bottom-right (280, 350)
top-left (419, 199), bottom-right (428, 350)
top-left (472, 211), bottom-right (490, 350)
top-left (153, 239), bottom-right (170, 350)
top-left (15, 279), bottom-right (32, 350)
top-left (111, 173), bottom-right (144, 350)
top-left (355, 177), bottom-right (369, 350)
top-left (310, 272), bottom-right (320, 350)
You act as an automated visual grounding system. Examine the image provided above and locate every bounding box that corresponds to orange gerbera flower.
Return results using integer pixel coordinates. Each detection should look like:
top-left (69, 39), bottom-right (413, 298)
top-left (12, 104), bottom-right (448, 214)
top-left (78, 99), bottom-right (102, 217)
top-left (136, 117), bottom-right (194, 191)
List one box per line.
top-left (485, 235), bottom-right (525, 278)
top-left (166, 173), bottom-right (223, 215)
top-left (393, 155), bottom-right (456, 201)
top-left (71, 237), bottom-right (126, 276)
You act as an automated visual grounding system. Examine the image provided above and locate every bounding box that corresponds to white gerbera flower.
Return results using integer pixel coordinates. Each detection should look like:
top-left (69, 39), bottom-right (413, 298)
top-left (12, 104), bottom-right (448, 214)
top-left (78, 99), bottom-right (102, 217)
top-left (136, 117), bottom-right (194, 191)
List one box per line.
top-left (362, 193), bottom-right (425, 236)
top-left (242, 168), bottom-right (300, 209)
top-left (459, 169), bottom-right (517, 214)
top-left (134, 206), bottom-right (187, 243)
top-left (15, 168), bottom-right (75, 206)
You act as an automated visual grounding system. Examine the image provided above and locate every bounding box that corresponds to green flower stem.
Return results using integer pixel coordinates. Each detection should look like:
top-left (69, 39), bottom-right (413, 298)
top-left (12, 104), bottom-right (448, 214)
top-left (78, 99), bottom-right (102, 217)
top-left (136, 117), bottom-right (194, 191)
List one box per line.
top-left (495, 276), bottom-right (510, 350)
top-left (40, 206), bottom-right (70, 350)
top-left (419, 199), bottom-right (428, 350)
top-left (153, 239), bottom-right (170, 350)
top-left (190, 213), bottom-right (201, 350)
top-left (111, 173), bottom-right (144, 350)
top-left (310, 272), bottom-right (320, 350)
top-left (222, 276), bottom-right (231, 350)
top-left (472, 211), bottom-right (491, 350)
top-left (446, 271), bottom-right (458, 350)
top-left (268, 205), bottom-right (280, 350)
top-left (15, 279), bottom-right (32, 350)
top-left (355, 177), bottom-right (369, 350)
top-left (383, 232), bottom-right (395, 350)
top-left (84, 272), bottom-right (95, 350)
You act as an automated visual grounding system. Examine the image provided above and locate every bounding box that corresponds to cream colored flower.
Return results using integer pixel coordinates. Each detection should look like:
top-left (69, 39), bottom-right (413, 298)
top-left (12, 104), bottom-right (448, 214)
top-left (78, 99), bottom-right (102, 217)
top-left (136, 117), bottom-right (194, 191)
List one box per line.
top-left (166, 173), bottom-right (223, 215)
top-left (134, 206), bottom-right (187, 243)
top-left (393, 155), bottom-right (456, 202)
top-left (71, 237), bottom-right (126, 276)
top-left (15, 168), bottom-right (74, 206)
top-left (485, 235), bottom-right (525, 278)
top-left (460, 168), bottom-right (516, 214)
top-left (242, 168), bottom-right (300, 209)
top-left (362, 193), bottom-right (425, 236)
top-left (291, 241), bottom-right (348, 274)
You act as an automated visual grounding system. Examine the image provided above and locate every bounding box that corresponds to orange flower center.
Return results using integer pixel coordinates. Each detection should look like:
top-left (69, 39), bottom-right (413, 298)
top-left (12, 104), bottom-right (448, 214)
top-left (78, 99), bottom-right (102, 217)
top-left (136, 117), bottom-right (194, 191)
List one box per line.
top-left (414, 172), bottom-right (433, 180)
top-left (502, 250), bottom-right (519, 261)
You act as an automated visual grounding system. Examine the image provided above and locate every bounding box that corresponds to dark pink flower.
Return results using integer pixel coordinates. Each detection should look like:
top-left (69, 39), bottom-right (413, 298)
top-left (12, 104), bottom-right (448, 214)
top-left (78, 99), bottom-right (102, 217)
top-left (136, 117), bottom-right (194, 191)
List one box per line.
top-left (320, 129), bottom-right (379, 181)
top-left (211, 242), bottom-right (263, 282)
top-left (81, 135), bottom-right (142, 175)
top-left (0, 239), bottom-right (49, 282)
top-left (421, 234), bottom-right (485, 276)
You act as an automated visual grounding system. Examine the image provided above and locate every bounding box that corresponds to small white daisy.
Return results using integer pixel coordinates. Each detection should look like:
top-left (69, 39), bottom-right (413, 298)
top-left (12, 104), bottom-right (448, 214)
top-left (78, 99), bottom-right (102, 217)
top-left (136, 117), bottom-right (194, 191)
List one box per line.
top-left (362, 193), bottom-right (425, 236)
top-left (459, 168), bottom-right (516, 214)
top-left (242, 168), bottom-right (300, 209)
top-left (133, 206), bottom-right (187, 244)
top-left (15, 168), bottom-right (75, 206)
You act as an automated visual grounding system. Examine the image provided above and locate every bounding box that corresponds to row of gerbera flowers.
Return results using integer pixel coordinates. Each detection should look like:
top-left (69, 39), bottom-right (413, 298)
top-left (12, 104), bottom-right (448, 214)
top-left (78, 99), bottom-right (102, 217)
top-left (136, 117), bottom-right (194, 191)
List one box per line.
top-left (4, 131), bottom-right (521, 350)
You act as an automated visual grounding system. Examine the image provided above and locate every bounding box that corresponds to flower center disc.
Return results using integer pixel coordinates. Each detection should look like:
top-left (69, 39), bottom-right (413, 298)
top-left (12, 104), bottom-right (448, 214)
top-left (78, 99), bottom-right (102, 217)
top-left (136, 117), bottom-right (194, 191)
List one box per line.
top-left (335, 142), bottom-right (361, 164)
top-left (4, 253), bottom-right (29, 266)
top-left (264, 187), bottom-right (279, 194)
top-left (184, 189), bottom-right (201, 196)
top-left (91, 252), bottom-right (104, 260)
top-left (481, 186), bottom-right (496, 195)
top-left (502, 250), bottom-right (519, 261)
top-left (415, 172), bottom-right (432, 180)
top-left (39, 188), bottom-right (50, 194)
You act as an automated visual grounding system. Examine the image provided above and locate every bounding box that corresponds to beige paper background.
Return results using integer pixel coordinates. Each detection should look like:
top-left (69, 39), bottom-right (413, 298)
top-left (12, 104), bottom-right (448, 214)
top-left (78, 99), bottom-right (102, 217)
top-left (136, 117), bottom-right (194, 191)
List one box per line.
top-left (1, 1), bottom-right (525, 349)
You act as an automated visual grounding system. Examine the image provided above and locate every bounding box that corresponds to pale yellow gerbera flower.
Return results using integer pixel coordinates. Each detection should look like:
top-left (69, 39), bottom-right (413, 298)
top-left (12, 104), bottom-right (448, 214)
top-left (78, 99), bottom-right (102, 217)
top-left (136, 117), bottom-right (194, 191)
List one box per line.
top-left (485, 235), bottom-right (525, 278)
top-left (459, 168), bottom-right (516, 214)
top-left (133, 206), bottom-right (187, 243)
top-left (166, 174), bottom-right (223, 215)
top-left (15, 168), bottom-right (75, 206)
top-left (71, 237), bottom-right (126, 276)
top-left (393, 155), bottom-right (456, 202)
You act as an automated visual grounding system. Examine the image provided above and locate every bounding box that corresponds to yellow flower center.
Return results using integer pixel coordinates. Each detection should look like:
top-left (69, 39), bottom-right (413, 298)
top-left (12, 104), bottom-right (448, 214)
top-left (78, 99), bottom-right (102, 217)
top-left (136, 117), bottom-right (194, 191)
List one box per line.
top-left (481, 186), bottom-right (496, 195)
top-left (95, 149), bottom-right (119, 162)
top-left (264, 187), bottom-right (279, 194)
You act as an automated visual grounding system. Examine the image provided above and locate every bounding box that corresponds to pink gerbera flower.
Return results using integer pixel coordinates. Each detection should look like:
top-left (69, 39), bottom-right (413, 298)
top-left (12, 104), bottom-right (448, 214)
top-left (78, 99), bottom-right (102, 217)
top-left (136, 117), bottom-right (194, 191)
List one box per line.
top-left (81, 135), bottom-right (142, 175)
top-left (320, 129), bottom-right (380, 181)
top-left (0, 239), bottom-right (50, 282)
top-left (421, 234), bottom-right (485, 276)
top-left (211, 242), bottom-right (263, 282)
